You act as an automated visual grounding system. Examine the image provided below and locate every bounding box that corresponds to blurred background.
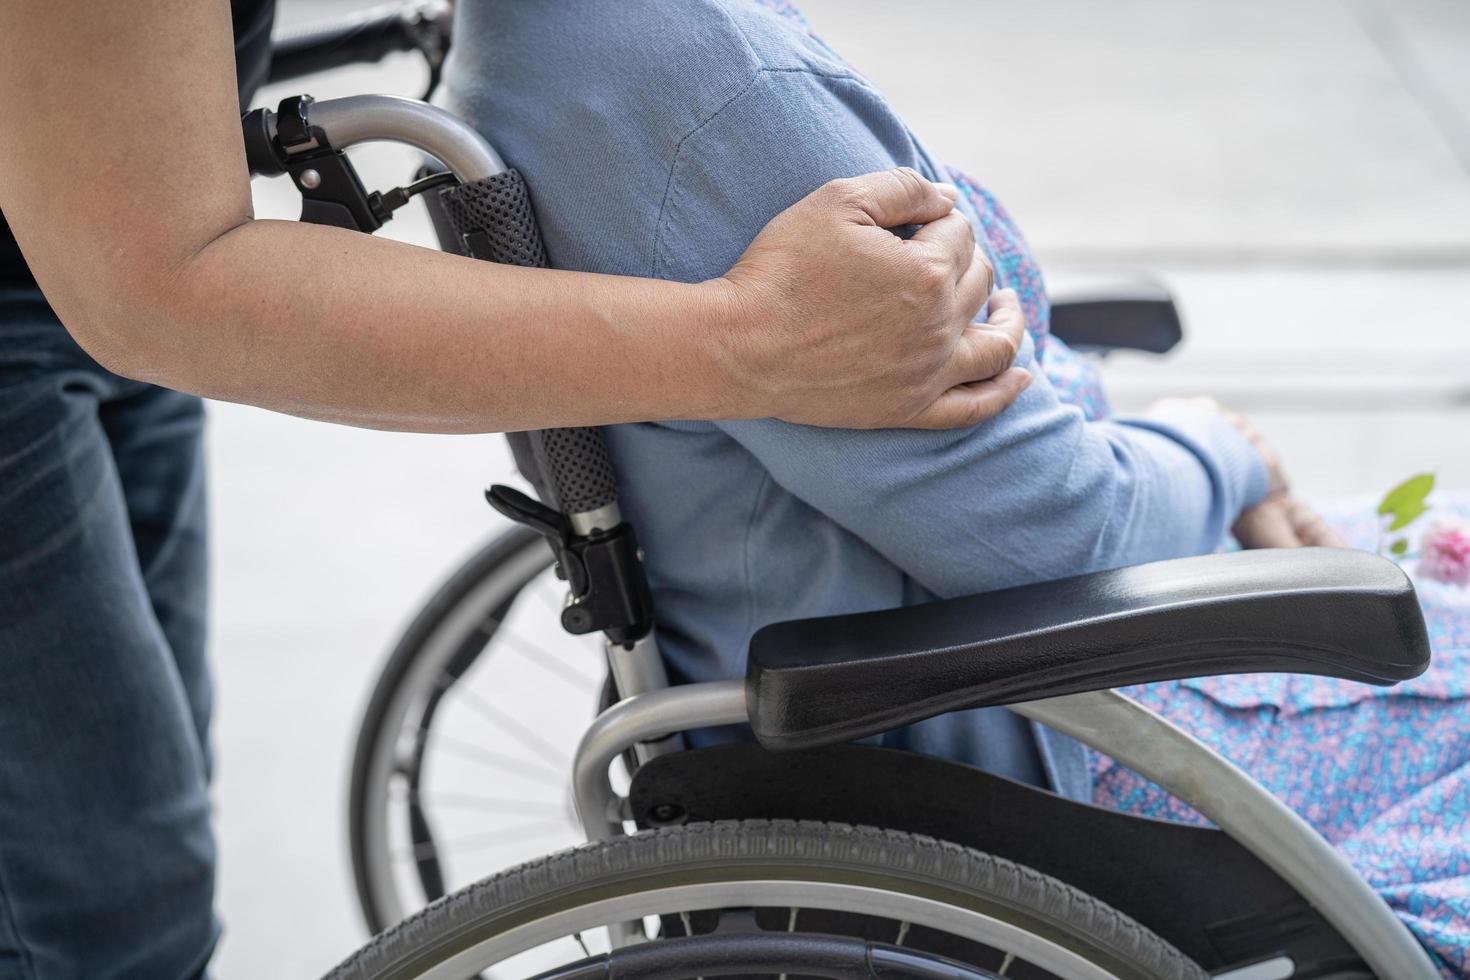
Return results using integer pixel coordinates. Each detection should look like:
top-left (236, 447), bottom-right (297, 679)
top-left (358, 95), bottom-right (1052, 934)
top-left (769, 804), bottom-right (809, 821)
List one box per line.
top-left (225, 1), bottom-right (1470, 975)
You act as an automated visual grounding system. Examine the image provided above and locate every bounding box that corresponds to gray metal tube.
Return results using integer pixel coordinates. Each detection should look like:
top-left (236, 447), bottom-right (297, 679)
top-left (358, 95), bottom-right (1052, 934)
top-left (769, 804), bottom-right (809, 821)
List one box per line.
top-left (273, 94), bottom-right (505, 182)
top-left (572, 680), bottom-right (746, 838)
top-left (569, 503), bottom-right (622, 536)
top-left (1014, 690), bottom-right (1439, 980)
top-left (573, 682), bottom-right (1437, 977)
top-left (604, 633), bottom-right (686, 766)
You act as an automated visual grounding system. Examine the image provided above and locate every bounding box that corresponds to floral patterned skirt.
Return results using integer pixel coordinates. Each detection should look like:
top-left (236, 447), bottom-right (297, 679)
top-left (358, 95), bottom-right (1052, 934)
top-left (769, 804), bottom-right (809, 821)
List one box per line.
top-left (1091, 493), bottom-right (1470, 977)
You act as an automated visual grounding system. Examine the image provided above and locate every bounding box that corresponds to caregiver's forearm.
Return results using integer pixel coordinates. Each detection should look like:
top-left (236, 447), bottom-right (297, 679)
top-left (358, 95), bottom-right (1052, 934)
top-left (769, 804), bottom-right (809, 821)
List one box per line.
top-left (90, 217), bottom-right (747, 432)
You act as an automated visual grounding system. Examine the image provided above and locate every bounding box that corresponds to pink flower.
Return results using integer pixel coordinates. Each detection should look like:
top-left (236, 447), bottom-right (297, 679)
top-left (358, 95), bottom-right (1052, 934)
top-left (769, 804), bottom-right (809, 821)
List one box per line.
top-left (1418, 521), bottom-right (1470, 587)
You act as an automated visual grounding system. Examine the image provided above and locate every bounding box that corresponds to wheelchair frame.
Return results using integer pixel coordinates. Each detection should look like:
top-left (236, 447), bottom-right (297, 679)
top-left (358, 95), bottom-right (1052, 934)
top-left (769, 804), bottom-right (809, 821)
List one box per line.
top-left (245, 78), bottom-right (1441, 978)
top-left (573, 682), bottom-right (1438, 979)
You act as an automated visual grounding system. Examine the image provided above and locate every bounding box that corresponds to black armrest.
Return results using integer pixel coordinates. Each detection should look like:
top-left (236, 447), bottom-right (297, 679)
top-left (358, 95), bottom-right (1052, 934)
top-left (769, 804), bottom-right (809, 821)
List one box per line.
top-left (747, 549), bottom-right (1430, 751)
top-left (1049, 282), bottom-right (1183, 354)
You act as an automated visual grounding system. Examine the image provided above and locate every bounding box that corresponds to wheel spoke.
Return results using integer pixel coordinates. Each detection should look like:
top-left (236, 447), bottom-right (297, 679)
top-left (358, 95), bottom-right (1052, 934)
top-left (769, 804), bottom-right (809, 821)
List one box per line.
top-left (497, 630), bottom-right (601, 694)
top-left (445, 674), bottom-right (569, 768)
top-left (419, 791), bottom-right (566, 816)
top-left (425, 731), bottom-right (566, 787)
top-left (778, 908), bottom-right (801, 980)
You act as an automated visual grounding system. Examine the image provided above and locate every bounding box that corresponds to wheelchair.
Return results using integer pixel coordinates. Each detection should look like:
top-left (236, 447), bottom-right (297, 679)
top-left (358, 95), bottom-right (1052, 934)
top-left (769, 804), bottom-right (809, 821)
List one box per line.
top-left (248, 10), bottom-right (1440, 978)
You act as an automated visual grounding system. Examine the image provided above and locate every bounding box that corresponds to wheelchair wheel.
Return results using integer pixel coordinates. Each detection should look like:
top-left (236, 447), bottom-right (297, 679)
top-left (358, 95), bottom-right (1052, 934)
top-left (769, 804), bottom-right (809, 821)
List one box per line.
top-left (350, 525), bottom-right (602, 934)
top-left (328, 820), bottom-right (1205, 980)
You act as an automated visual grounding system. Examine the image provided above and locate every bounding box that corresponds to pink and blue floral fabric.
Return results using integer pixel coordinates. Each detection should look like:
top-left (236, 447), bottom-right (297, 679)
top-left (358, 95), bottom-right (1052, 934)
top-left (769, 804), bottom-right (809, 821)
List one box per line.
top-left (945, 168), bottom-right (1111, 420)
top-left (1093, 496), bottom-right (1470, 977)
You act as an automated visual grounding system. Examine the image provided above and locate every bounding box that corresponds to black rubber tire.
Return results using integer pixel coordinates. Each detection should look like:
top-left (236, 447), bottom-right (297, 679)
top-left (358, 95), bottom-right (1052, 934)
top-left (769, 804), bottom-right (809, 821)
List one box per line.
top-left (327, 820), bottom-right (1207, 980)
top-left (348, 525), bottom-right (551, 934)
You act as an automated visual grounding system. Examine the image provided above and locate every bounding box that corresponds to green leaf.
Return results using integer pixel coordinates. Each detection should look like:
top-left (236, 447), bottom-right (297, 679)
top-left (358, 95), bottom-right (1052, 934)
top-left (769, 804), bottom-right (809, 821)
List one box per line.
top-left (1387, 501), bottom-right (1429, 532)
top-left (1389, 538), bottom-right (1409, 556)
top-left (1378, 472), bottom-right (1435, 532)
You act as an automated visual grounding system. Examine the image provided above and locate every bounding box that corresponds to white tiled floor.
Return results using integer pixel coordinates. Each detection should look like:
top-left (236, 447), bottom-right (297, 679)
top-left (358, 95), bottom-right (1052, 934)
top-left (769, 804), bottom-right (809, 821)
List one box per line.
top-left (211, 3), bottom-right (1470, 976)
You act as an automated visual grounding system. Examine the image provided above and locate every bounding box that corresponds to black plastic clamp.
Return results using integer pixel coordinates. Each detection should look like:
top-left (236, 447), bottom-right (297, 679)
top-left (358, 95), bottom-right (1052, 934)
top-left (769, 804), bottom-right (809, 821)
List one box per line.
top-left (275, 95), bottom-right (320, 153)
top-left (485, 485), bottom-right (654, 645)
top-left (240, 95), bottom-right (391, 232)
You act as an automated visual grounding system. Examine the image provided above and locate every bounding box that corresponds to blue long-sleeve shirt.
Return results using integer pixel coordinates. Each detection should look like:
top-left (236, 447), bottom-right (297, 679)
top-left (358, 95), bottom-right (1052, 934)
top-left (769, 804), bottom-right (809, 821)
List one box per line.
top-left (441, 0), bottom-right (1268, 798)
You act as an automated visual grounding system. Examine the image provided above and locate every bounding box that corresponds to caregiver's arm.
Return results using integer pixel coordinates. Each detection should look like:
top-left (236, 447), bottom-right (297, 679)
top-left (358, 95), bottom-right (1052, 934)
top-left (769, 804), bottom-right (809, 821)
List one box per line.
top-left (0, 0), bottom-right (1010, 434)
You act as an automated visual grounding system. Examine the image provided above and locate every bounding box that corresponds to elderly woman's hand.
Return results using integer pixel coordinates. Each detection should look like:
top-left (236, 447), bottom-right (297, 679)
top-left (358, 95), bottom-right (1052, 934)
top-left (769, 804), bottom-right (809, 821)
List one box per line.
top-left (1211, 402), bottom-right (1345, 548)
top-left (715, 169), bottom-right (1031, 430)
top-left (1233, 493), bottom-right (1348, 549)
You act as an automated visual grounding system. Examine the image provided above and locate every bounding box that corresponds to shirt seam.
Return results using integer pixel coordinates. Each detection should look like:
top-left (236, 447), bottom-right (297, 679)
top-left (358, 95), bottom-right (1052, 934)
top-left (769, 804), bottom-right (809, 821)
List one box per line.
top-left (652, 64), bottom-right (869, 278)
top-left (648, 0), bottom-right (762, 278)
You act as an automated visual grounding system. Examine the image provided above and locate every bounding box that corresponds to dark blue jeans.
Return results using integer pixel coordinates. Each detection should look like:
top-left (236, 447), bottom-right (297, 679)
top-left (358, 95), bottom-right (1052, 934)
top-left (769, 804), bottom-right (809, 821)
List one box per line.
top-left (0, 287), bottom-right (217, 979)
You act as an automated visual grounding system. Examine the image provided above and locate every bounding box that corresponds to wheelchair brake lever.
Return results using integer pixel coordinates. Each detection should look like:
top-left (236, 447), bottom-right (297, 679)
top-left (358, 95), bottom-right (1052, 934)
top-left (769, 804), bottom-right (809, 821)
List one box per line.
top-left (485, 485), bottom-right (589, 596)
top-left (244, 95), bottom-right (454, 232)
top-left (485, 484), bottom-right (655, 643)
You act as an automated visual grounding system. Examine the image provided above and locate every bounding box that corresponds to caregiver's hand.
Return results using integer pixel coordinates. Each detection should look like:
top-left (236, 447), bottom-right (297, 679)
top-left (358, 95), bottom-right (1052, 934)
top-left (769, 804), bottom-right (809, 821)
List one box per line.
top-left (716, 168), bottom-right (1028, 430)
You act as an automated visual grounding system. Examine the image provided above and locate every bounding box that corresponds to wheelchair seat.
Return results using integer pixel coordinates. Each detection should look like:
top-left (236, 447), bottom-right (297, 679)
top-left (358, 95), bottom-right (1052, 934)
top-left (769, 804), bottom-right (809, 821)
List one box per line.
top-left (748, 548), bottom-right (1431, 750)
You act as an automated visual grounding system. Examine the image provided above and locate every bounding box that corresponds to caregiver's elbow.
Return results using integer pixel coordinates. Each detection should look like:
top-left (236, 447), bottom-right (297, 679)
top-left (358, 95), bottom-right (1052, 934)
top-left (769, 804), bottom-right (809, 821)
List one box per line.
top-left (41, 219), bottom-right (252, 386)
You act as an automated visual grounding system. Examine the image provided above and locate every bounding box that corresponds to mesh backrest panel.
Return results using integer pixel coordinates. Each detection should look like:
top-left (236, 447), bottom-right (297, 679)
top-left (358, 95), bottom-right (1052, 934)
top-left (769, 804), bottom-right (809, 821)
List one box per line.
top-left (429, 172), bottom-right (617, 515)
top-left (436, 171), bottom-right (548, 268)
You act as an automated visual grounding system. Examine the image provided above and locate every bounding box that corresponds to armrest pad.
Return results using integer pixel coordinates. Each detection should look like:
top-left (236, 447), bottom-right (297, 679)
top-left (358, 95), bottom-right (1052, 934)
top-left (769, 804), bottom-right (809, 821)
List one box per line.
top-left (1049, 282), bottom-right (1183, 354)
top-left (747, 549), bottom-right (1430, 750)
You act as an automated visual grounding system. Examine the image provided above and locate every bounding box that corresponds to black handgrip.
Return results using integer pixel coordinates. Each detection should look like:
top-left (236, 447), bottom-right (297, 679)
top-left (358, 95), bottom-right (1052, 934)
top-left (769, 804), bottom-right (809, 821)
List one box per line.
top-left (267, 5), bottom-right (418, 84)
top-left (429, 173), bottom-right (620, 517)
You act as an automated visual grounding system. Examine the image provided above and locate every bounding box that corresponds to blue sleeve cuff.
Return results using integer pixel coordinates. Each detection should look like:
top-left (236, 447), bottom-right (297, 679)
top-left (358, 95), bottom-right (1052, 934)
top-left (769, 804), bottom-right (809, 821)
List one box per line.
top-left (1116, 403), bottom-right (1272, 515)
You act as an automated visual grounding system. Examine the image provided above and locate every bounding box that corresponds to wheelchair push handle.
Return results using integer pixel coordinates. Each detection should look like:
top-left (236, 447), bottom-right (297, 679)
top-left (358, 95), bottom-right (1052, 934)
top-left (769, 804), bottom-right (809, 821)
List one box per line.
top-left (243, 93), bottom-right (504, 183)
top-left (242, 93), bottom-right (505, 232)
top-left (242, 92), bottom-right (648, 641)
top-left (242, 96), bottom-right (618, 528)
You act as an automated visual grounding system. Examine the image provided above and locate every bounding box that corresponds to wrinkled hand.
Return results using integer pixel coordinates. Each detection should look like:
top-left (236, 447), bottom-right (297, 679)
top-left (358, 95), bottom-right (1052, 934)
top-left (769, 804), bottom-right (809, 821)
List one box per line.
top-left (1149, 397), bottom-right (1344, 549)
top-left (1233, 493), bottom-right (1348, 550)
top-left (714, 168), bottom-right (1031, 429)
